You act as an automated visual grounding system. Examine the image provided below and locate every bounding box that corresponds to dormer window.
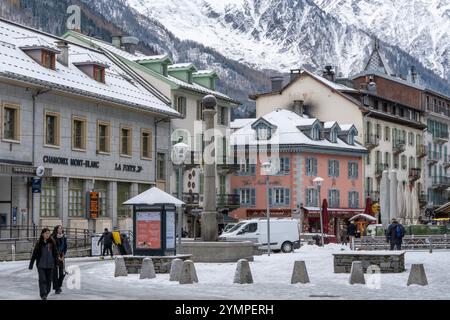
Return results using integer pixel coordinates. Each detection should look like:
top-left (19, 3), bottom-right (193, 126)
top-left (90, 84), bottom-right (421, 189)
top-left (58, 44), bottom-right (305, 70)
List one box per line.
top-left (257, 127), bottom-right (271, 140)
top-left (330, 128), bottom-right (338, 143)
top-left (188, 72), bottom-right (193, 84)
top-left (93, 65), bottom-right (106, 83)
top-left (311, 124), bottom-right (321, 140)
top-left (42, 50), bottom-right (56, 70)
top-left (348, 132), bottom-right (355, 145)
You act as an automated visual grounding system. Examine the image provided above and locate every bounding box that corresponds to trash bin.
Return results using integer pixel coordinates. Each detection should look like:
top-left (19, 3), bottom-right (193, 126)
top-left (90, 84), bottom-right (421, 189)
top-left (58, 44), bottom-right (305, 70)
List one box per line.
top-left (120, 234), bottom-right (132, 255)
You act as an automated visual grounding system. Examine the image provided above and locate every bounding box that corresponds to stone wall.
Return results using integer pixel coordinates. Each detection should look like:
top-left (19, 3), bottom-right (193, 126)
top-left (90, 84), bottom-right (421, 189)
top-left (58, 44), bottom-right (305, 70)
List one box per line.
top-left (333, 252), bottom-right (405, 273)
top-left (124, 255), bottom-right (192, 274)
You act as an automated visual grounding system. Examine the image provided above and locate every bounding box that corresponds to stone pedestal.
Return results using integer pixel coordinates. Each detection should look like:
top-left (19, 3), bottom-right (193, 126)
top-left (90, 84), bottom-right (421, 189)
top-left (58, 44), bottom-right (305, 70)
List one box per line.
top-left (178, 240), bottom-right (254, 263)
top-left (333, 251), bottom-right (405, 273)
top-left (123, 254), bottom-right (192, 274)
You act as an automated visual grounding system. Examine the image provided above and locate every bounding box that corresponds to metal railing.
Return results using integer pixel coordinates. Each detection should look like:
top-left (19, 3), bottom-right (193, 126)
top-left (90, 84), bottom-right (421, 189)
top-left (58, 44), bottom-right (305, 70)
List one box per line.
top-left (375, 163), bottom-right (388, 177)
top-left (217, 194), bottom-right (240, 207)
top-left (416, 144), bottom-right (427, 158)
top-left (364, 134), bottom-right (379, 149)
top-left (409, 168), bottom-right (421, 181)
top-left (393, 139), bottom-right (406, 154)
top-left (355, 235), bottom-right (450, 250)
top-left (173, 192), bottom-right (200, 205)
top-left (431, 176), bottom-right (450, 188)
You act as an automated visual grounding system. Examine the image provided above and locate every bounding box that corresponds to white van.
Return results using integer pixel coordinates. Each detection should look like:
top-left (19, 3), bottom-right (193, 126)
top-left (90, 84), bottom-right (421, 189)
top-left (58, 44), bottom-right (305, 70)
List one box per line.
top-left (218, 218), bottom-right (300, 253)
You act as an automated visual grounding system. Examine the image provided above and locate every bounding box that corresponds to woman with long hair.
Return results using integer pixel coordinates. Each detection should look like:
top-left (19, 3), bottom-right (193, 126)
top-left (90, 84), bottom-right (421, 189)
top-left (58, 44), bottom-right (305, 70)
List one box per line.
top-left (51, 225), bottom-right (67, 294)
top-left (29, 228), bottom-right (58, 300)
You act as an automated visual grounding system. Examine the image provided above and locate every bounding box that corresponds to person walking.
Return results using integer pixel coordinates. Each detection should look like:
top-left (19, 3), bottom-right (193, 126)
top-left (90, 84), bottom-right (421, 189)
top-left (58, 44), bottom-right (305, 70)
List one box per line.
top-left (29, 228), bottom-right (58, 300)
top-left (51, 225), bottom-right (67, 294)
top-left (347, 221), bottom-right (357, 250)
top-left (340, 225), bottom-right (348, 246)
top-left (386, 218), bottom-right (405, 250)
top-left (98, 228), bottom-right (114, 259)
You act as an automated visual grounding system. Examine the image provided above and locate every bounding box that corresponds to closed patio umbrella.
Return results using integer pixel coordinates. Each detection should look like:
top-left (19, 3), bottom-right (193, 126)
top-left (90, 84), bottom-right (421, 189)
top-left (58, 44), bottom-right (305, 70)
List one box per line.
top-left (397, 182), bottom-right (405, 223)
top-left (380, 170), bottom-right (390, 229)
top-left (389, 170), bottom-right (398, 221)
top-left (322, 199), bottom-right (329, 235)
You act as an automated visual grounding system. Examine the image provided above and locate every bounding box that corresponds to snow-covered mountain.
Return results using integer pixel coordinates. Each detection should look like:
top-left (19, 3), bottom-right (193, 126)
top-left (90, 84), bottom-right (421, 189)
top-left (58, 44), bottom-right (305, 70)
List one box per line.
top-left (123, 0), bottom-right (450, 82)
top-left (314, 0), bottom-right (450, 81)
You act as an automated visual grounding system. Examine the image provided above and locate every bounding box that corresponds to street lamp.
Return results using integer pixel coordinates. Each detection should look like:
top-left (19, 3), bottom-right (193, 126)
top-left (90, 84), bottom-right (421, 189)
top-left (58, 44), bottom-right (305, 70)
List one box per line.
top-left (262, 161), bottom-right (272, 256)
top-left (313, 177), bottom-right (325, 247)
top-left (172, 141), bottom-right (189, 250)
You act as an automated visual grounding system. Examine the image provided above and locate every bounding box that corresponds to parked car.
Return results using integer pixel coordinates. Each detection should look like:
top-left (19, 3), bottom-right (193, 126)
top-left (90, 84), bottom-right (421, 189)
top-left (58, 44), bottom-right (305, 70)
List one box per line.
top-left (222, 223), bottom-right (236, 234)
top-left (218, 218), bottom-right (300, 253)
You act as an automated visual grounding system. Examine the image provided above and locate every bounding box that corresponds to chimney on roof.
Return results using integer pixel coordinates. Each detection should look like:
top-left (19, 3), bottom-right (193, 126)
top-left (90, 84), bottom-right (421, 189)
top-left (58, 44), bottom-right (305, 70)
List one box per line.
top-left (322, 65), bottom-right (335, 82)
top-left (293, 100), bottom-right (304, 116)
top-left (112, 34), bottom-right (122, 49)
top-left (410, 66), bottom-right (418, 84)
top-left (270, 76), bottom-right (284, 92)
top-left (121, 36), bottom-right (139, 54)
top-left (55, 40), bottom-right (69, 67)
top-left (290, 69), bottom-right (301, 82)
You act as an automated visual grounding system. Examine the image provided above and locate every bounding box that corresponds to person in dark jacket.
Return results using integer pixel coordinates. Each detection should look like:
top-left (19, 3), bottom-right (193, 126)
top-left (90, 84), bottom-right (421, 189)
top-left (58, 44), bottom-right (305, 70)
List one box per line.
top-left (386, 218), bottom-right (405, 250)
top-left (98, 228), bottom-right (114, 259)
top-left (347, 221), bottom-right (357, 250)
top-left (29, 228), bottom-right (58, 300)
top-left (51, 225), bottom-right (67, 294)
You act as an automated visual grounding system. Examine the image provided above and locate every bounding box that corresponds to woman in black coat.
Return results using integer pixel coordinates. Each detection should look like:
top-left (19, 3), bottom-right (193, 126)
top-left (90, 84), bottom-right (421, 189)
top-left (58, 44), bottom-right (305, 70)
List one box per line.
top-left (29, 228), bottom-right (58, 300)
top-left (51, 225), bottom-right (67, 294)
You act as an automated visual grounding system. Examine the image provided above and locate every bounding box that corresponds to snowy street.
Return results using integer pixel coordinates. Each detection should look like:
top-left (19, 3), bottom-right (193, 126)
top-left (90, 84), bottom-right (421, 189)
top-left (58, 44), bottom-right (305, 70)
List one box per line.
top-left (1, 244), bottom-right (449, 300)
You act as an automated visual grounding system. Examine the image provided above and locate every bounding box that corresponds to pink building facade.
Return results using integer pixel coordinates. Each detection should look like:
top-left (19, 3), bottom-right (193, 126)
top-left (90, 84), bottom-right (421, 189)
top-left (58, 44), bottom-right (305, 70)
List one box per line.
top-left (230, 109), bottom-right (367, 238)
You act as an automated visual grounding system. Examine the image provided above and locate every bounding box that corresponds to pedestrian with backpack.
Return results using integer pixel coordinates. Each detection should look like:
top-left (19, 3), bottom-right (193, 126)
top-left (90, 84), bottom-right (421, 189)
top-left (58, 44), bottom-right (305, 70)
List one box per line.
top-left (386, 218), bottom-right (405, 250)
top-left (98, 228), bottom-right (114, 259)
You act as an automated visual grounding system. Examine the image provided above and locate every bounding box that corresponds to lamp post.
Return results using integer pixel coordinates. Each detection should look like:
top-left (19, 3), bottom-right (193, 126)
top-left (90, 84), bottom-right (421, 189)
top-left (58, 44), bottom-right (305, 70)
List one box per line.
top-left (172, 142), bottom-right (189, 250)
top-left (262, 162), bottom-right (272, 256)
top-left (313, 177), bottom-right (324, 247)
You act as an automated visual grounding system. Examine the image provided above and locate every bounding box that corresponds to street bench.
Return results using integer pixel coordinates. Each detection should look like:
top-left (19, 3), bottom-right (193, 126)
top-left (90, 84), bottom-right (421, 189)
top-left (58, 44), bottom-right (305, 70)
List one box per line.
top-left (333, 251), bottom-right (406, 273)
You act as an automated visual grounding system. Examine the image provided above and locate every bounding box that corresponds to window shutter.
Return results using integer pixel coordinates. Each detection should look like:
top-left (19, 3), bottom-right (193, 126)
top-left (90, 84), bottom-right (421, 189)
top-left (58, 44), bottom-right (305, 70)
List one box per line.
top-left (250, 164), bottom-right (256, 175)
top-left (251, 189), bottom-right (256, 206)
top-left (348, 192), bottom-right (351, 208)
top-left (285, 188), bottom-right (290, 206)
top-left (356, 192), bottom-right (359, 208)
top-left (268, 188), bottom-right (273, 207)
top-left (235, 189), bottom-right (240, 203)
top-left (336, 161), bottom-right (340, 177)
top-left (328, 160), bottom-right (332, 177)
top-left (328, 189), bottom-right (332, 205)
top-left (348, 162), bottom-right (352, 178)
top-left (313, 158), bottom-right (318, 176)
top-left (314, 189), bottom-right (318, 206)
top-left (355, 163), bottom-right (359, 178)
top-left (337, 190), bottom-right (340, 207)
top-left (306, 158), bottom-right (310, 175)
top-left (306, 189), bottom-right (310, 206)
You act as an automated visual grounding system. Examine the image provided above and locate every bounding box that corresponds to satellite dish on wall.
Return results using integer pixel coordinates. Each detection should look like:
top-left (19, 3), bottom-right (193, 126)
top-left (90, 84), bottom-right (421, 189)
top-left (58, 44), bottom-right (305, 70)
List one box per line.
top-left (36, 166), bottom-right (45, 177)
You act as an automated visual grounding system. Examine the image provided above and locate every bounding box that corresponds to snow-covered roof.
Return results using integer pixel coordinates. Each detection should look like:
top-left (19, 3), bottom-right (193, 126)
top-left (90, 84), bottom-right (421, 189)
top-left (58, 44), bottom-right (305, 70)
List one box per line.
top-left (339, 124), bottom-right (355, 132)
top-left (168, 63), bottom-right (196, 70)
top-left (230, 118), bottom-right (256, 129)
top-left (0, 19), bottom-right (179, 117)
top-left (70, 52), bottom-right (110, 68)
top-left (131, 54), bottom-right (170, 62)
top-left (324, 121), bottom-right (337, 129)
top-left (231, 109), bottom-right (366, 152)
top-left (16, 36), bottom-right (60, 53)
top-left (123, 187), bottom-right (184, 207)
top-left (193, 70), bottom-right (217, 77)
top-left (303, 69), bottom-right (357, 92)
top-left (65, 31), bottom-right (239, 104)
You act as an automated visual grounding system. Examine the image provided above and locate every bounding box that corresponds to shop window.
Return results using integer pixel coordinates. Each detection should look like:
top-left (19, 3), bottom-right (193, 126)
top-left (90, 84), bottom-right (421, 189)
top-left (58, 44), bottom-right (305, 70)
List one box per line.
top-left (40, 178), bottom-right (58, 217)
top-left (117, 183), bottom-right (131, 218)
top-left (68, 179), bottom-right (84, 217)
top-left (94, 180), bottom-right (108, 217)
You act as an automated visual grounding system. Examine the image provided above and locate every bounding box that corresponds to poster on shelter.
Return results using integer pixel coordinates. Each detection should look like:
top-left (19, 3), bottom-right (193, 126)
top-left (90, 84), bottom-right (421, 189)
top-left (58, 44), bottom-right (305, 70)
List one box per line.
top-left (136, 212), bottom-right (161, 249)
top-left (166, 211), bottom-right (175, 249)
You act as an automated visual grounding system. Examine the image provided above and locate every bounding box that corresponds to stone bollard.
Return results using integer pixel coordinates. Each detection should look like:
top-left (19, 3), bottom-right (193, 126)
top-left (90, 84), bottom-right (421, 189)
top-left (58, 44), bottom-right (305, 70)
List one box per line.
top-left (140, 258), bottom-right (156, 279)
top-left (349, 261), bottom-right (365, 285)
top-left (170, 258), bottom-right (183, 281)
top-left (407, 264), bottom-right (428, 286)
top-left (291, 261), bottom-right (310, 284)
top-left (234, 259), bottom-right (253, 284)
top-left (114, 256), bottom-right (128, 277)
top-left (179, 260), bottom-right (198, 284)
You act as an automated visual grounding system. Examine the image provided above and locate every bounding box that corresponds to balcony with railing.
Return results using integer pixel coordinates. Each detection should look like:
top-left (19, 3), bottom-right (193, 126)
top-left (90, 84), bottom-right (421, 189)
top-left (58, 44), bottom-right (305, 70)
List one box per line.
top-left (432, 130), bottom-right (449, 144)
top-left (392, 139), bottom-right (406, 154)
top-left (416, 144), bottom-right (427, 158)
top-left (173, 192), bottom-right (200, 205)
top-left (217, 194), bottom-right (240, 209)
top-left (182, 151), bottom-right (203, 169)
top-left (427, 151), bottom-right (439, 164)
top-left (375, 163), bottom-right (388, 178)
top-left (408, 168), bottom-right (421, 181)
top-left (443, 155), bottom-right (450, 168)
top-left (431, 176), bottom-right (450, 189)
top-left (364, 134), bottom-right (379, 150)
top-left (216, 156), bottom-right (240, 173)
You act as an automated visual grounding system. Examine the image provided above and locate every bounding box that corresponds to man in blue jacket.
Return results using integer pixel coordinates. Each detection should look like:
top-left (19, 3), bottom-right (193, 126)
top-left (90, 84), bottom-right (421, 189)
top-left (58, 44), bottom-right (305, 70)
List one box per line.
top-left (386, 218), bottom-right (405, 250)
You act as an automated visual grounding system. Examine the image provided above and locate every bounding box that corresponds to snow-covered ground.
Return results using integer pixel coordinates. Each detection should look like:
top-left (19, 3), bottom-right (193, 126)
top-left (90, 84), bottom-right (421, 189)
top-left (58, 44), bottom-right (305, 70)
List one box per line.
top-left (1, 244), bottom-right (449, 300)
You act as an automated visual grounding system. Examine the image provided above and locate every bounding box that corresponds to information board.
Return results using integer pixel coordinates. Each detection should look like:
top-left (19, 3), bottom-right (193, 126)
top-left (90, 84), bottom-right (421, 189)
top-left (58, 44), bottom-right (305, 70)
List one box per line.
top-left (166, 211), bottom-right (176, 249)
top-left (136, 212), bottom-right (161, 249)
top-left (91, 235), bottom-right (101, 256)
top-left (89, 191), bottom-right (99, 219)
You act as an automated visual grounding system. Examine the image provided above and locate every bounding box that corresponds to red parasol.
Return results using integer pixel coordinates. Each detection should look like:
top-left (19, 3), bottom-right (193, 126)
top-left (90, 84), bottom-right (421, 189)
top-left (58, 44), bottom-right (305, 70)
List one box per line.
top-left (364, 197), bottom-right (373, 215)
top-left (322, 198), bottom-right (329, 234)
